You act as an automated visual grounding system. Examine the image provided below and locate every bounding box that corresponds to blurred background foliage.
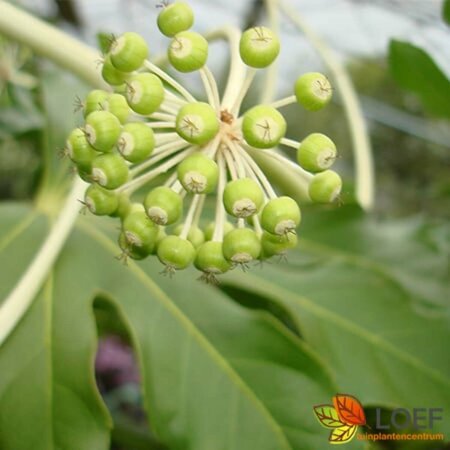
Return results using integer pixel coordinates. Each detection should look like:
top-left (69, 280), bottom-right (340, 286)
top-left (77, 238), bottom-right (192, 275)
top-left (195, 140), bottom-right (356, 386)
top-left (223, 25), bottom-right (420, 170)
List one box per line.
top-left (0, 1), bottom-right (449, 450)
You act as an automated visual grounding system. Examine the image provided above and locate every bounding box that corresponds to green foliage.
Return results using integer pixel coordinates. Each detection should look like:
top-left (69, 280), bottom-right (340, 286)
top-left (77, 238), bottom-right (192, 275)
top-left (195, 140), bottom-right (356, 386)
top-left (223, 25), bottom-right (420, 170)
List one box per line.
top-left (443, 0), bottom-right (450, 25)
top-left (388, 40), bottom-right (450, 118)
top-left (223, 206), bottom-right (450, 438)
top-left (0, 204), bottom-right (337, 450)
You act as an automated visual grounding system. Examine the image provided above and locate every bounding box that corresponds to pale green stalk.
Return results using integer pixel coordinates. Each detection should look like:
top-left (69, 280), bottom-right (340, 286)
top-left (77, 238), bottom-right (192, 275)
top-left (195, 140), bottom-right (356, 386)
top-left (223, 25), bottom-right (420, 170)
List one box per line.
top-left (0, 1), bottom-right (101, 346)
top-left (0, 1), bottom-right (104, 87)
top-left (0, 178), bottom-right (88, 345)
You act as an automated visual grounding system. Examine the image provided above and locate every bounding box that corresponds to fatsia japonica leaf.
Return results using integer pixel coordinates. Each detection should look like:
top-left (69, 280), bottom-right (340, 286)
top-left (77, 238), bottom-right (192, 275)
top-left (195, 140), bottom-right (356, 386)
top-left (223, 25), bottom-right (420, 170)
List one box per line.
top-left (223, 206), bottom-right (450, 436)
top-left (0, 202), bottom-right (337, 450)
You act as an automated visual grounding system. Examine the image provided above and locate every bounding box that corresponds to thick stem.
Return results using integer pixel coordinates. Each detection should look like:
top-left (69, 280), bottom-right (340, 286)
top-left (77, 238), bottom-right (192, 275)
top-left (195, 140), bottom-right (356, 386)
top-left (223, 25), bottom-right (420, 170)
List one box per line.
top-left (205, 27), bottom-right (247, 111)
top-left (278, 0), bottom-right (374, 210)
top-left (0, 2), bottom-right (102, 345)
top-left (0, 1), bottom-right (104, 88)
top-left (0, 178), bottom-right (88, 345)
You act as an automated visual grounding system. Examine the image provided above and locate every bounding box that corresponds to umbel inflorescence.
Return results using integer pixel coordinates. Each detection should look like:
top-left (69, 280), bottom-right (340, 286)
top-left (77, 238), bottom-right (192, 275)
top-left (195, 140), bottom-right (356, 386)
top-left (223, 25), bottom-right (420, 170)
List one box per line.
top-left (65, 1), bottom-right (341, 281)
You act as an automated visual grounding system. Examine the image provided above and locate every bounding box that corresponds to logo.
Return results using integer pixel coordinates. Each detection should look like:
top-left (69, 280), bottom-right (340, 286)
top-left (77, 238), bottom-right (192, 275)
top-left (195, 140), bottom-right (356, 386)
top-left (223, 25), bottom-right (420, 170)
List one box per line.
top-left (314, 394), bottom-right (366, 444)
top-left (314, 394), bottom-right (445, 445)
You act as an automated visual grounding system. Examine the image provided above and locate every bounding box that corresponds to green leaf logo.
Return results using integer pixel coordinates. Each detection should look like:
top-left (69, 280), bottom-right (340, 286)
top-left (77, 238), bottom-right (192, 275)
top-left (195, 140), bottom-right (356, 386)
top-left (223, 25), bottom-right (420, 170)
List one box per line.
top-left (313, 405), bottom-right (345, 429)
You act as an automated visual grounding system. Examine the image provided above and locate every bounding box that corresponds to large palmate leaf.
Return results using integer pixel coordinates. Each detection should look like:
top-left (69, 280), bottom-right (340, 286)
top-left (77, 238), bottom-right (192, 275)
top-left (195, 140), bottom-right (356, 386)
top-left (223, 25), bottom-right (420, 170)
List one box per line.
top-left (0, 203), bottom-right (340, 450)
top-left (223, 207), bottom-right (450, 436)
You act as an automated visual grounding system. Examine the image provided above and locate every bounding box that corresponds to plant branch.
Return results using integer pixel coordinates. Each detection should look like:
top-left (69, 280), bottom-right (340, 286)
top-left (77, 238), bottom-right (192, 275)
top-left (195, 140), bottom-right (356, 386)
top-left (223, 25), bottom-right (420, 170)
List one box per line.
top-left (0, 1), bottom-right (104, 88)
top-left (205, 26), bottom-right (247, 111)
top-left (0, 3), bottom-right (102, 345)
top-left (0, 178), bottom-right (88, 346)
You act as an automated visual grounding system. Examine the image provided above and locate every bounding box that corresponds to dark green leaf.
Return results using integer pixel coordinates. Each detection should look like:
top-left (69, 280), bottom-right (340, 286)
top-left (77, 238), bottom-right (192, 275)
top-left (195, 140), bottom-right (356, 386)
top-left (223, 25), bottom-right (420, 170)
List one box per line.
top-left (0, 203), bottom-right (337, 450)
top-left (389, 40), bottom-right (450, 118)
top-left (223, 206), bottom-right (450, 436)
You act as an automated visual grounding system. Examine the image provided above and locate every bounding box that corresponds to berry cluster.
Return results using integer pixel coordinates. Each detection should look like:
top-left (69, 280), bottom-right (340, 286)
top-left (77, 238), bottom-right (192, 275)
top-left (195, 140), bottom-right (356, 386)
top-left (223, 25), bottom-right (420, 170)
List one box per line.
top-left (65, 1), bottom-right (341, 282)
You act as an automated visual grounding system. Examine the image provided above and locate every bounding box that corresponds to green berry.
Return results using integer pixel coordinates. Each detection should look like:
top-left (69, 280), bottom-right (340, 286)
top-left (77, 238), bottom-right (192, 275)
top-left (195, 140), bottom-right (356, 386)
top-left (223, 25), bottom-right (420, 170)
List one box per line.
top-left (66, 128), bottom-right (97, 171)
top-left (125, 73), bottom-right (164, 115)
top-left (154, 226), bottom-right (167, 252)
top-left (239, 26), bottom-right (280, 68)
top-left (223, 228), bottom-right (261, 264)
top-left (91, 153), bottom-right (129, 189)
top-left (102, 55), bottom-right (129, 86)
top-left (174, 224), bottom-right (205, 248)
top-left (118, 231), bottom-right (153, 261)
top-left (157, 2), bottom-right (194, 37)
top-left (83, 90), bottom-right (109, 117)
top-left (308, 170), bottom-right (342, 203)
top-left (261, 231), bottom-right (298, 258)
top-left (118, 122), bottom-right (155, 163)
top-left (77, 167), bottom-right (93, 183)
top-left (204, 221), bottom-right (234, 241)
top-left (177, 153), bottom-right (218, 193)
top-left (122, 209), bottom-right (159, 254)
top-left (223, 178), bottom-right (264, 218)
top-left (176, 102), bottom-right (219, 145)
top-left (84, 184), bottom-right (119, 216)
top-left (85, 110), bottom-right (121, 152)
top-left (157, 235), bottom-right (196, 270)
top-left (168, 31), bottom-right (208, 73)
top-left (297, 133), bottom-right (337, 173)
top-left (106, 93), bottom-right (131, 124)
top-left (242, 105), bottom-right (286, 149)
top-left (144, 186), bottom-right (182, 225)
top-left (109, 192), bottom-right (132, 219)
top-left (194, 241), bottom-right (231, 274)
top-left (110, 32), bottom-right (148, 72)
top-left (295, 72), bottom-right (332, 111)
top-left (261, 196), bottom-right (301, 236)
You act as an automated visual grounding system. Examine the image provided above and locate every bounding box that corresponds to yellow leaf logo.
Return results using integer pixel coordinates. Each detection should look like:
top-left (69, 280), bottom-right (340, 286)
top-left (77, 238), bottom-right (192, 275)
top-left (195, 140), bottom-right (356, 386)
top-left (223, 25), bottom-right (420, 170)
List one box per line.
top-left (329, 424), bottom-right (358, 444)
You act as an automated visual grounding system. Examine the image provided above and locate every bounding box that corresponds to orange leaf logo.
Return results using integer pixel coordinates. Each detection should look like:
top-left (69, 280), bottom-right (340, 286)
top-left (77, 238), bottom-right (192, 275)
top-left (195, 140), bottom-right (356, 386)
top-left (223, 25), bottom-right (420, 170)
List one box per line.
top-left (333, 394), bottom-right (366, 426)
top-left (329, 424), bottom-right (358, 444)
